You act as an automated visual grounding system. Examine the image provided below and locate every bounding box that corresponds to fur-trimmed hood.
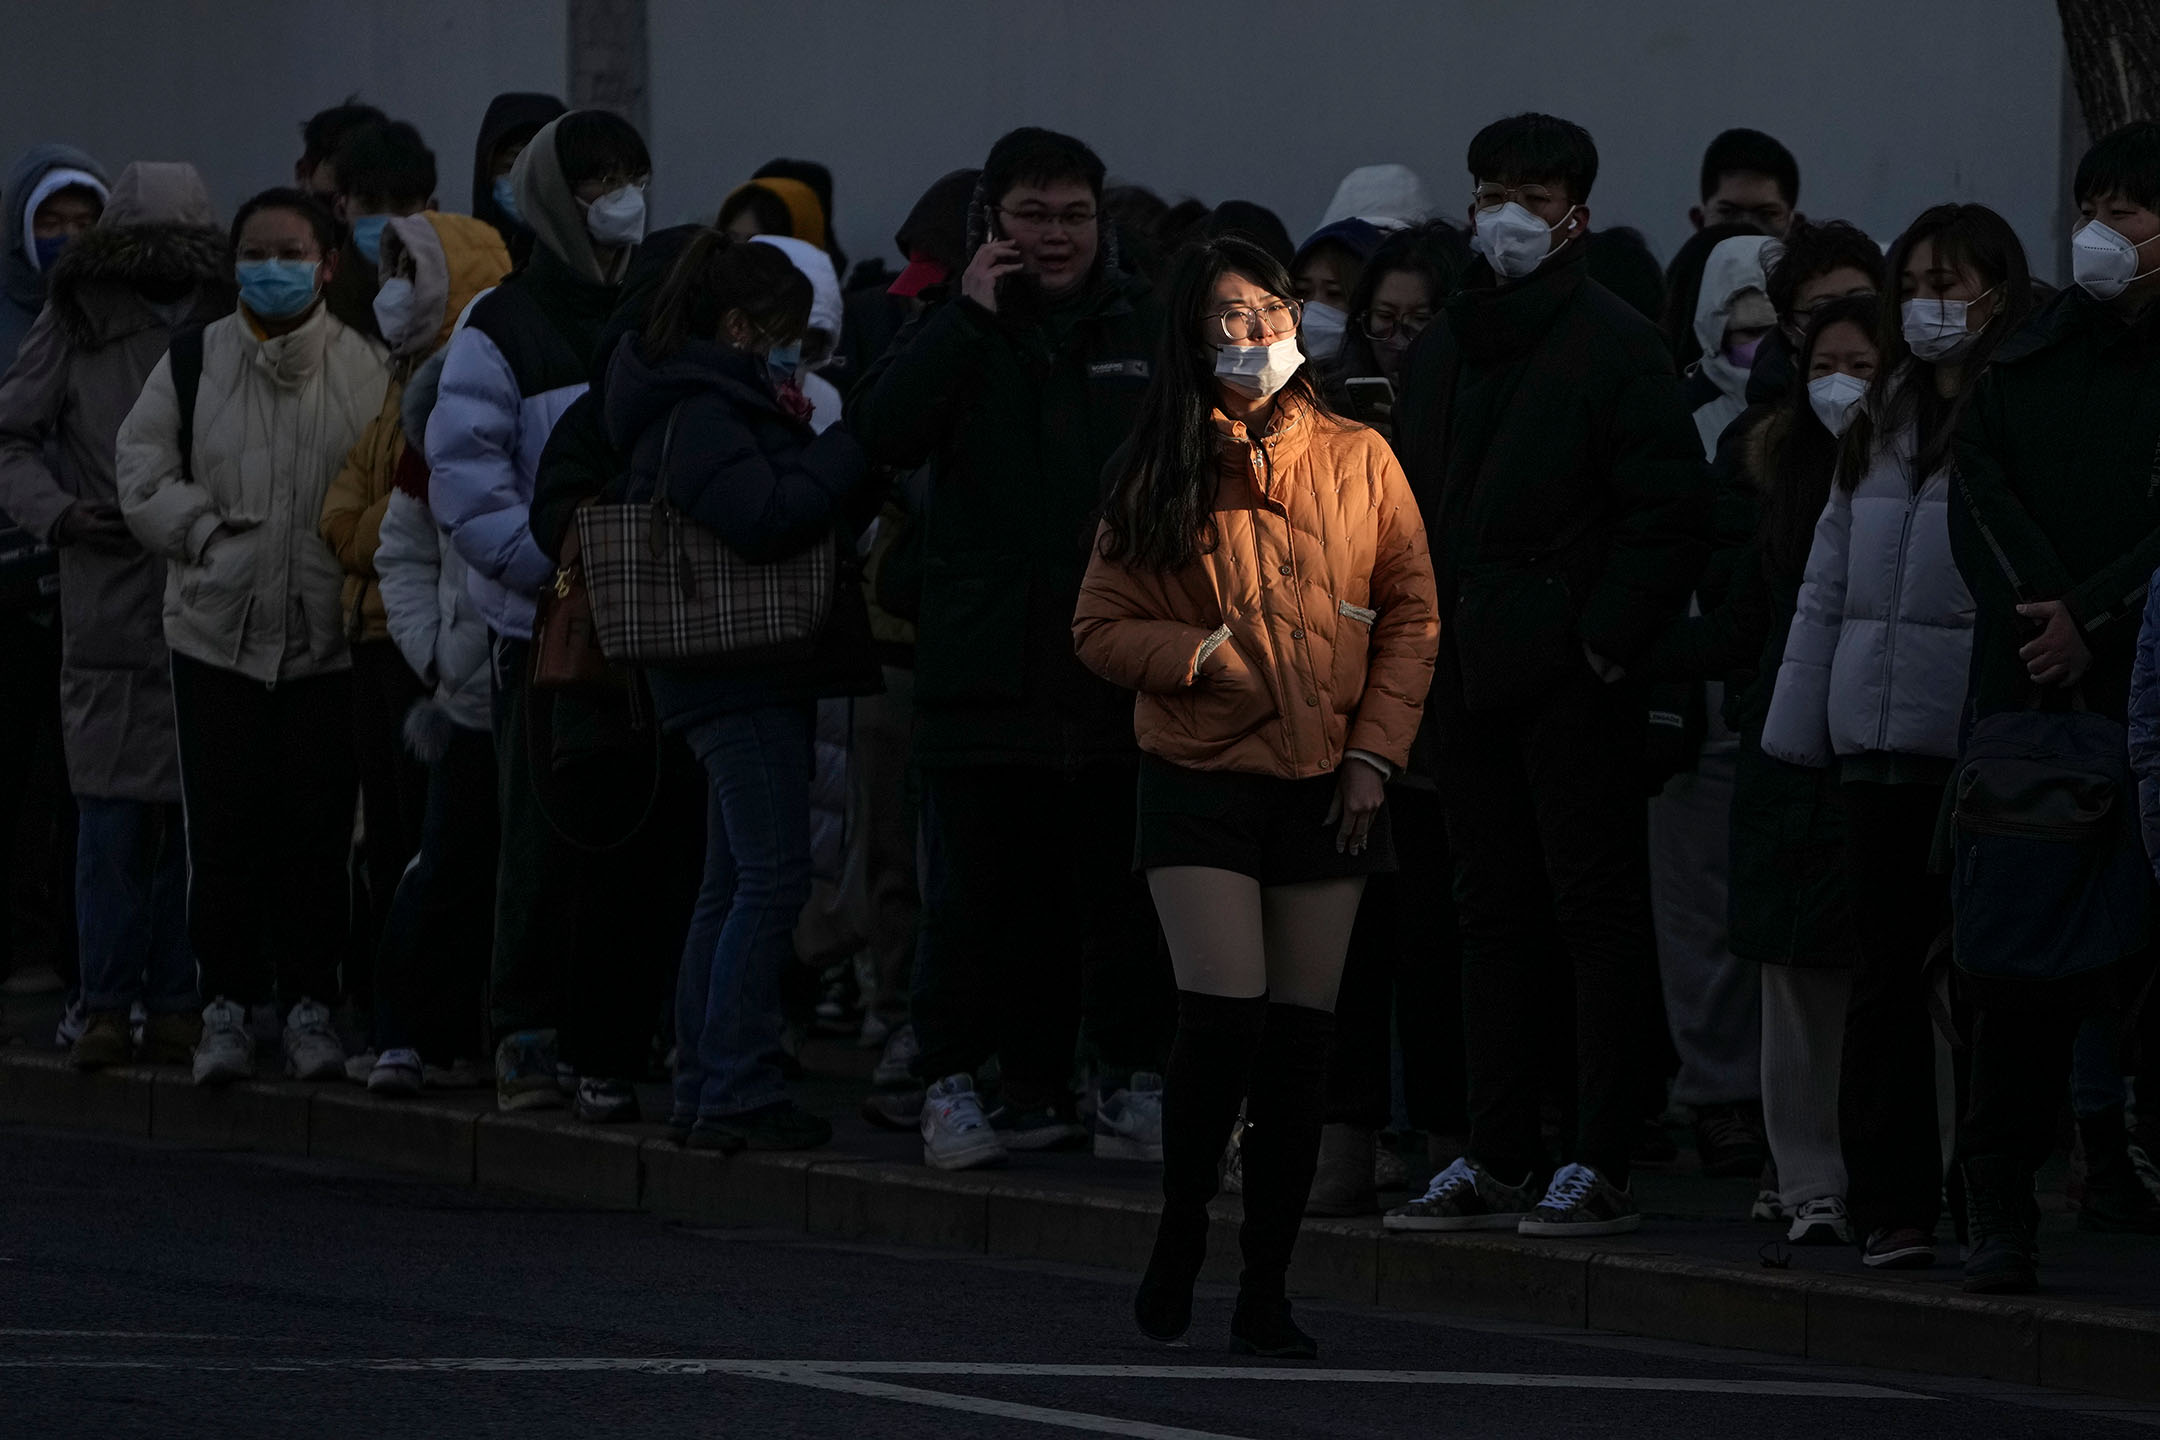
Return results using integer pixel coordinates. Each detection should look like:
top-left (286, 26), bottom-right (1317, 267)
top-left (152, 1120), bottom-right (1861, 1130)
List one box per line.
top-left (46, 162), bottom-right (231, 349)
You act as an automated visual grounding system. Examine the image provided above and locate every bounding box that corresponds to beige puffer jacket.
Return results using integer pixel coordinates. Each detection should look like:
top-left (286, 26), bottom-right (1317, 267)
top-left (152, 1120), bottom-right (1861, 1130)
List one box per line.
top-left (116, 301), bottom-right (388, 682)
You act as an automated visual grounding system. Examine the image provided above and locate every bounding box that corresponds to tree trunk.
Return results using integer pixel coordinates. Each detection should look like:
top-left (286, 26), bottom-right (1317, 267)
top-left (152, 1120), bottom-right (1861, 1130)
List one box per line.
top-left (2057, 0), bottom-right (2160, 138)
top-left (566, 0), bottom-right (649, 137)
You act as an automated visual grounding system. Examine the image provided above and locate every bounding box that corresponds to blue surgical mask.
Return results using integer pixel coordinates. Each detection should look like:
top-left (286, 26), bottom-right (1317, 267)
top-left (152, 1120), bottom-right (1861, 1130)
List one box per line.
top-left (235, 259), bottom-right (321, 321)
top-left (492, 175), bottom-right (521, 226)
top-left (351, 214), bottom-right (390, 266)
top-left (31, 234), bottom-right (67, 272)
top-left (765, 340), bottom-right (803, 384)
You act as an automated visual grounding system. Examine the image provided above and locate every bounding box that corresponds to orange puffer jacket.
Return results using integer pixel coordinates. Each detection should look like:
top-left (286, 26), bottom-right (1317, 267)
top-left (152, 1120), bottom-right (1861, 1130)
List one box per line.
top-left (1074, 398), bottom-right (1438, 779)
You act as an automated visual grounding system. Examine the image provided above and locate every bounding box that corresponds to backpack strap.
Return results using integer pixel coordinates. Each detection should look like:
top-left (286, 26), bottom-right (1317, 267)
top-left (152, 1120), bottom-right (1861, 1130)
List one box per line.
top-left (168, 324), bottom-right (205, 484)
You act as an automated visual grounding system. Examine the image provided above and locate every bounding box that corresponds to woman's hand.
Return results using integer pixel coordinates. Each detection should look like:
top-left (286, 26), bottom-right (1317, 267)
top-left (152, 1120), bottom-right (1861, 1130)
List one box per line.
top-left (1324, 757), bottom-right (1387, 855)
top-left (2017, 600), bottom-right (2092, 687)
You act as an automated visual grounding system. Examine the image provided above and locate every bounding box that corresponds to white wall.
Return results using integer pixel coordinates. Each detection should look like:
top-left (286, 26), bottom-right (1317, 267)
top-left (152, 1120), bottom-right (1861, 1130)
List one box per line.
top-left (0, 0), bottom-right (565, 221)
top-left (649, 0), bottom-right (2068, 277)
top-left (0, 1), bottom-right (2070, 278)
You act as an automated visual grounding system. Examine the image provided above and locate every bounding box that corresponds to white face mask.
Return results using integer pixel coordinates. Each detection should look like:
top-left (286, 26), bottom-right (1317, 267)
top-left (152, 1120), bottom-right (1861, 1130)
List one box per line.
top-left (1901, 290), bottom-right (1992, 363)
top-left (1470, 201), bottom-right (1577, 280)
top-left (1806, 371), bottom-right (1868, 437)
top-left (371, 275), bottom-right (418, 347)
top-left (2071, 218), bottom-right (2159, 301)
top-left (1215, 336), bottom-right (1304, 400)
top-left (1299, 301), bottom-right (1347, 362)
top-left (584, 183), bottom-right (647, 248)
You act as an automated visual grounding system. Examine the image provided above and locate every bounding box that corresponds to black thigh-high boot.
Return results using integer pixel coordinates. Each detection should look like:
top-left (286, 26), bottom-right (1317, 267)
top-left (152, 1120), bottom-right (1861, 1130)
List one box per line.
top-left (1135, 990), bottom-right (1270, 1343)
top-left (1234, 1002), bottom-right (1336, 1359)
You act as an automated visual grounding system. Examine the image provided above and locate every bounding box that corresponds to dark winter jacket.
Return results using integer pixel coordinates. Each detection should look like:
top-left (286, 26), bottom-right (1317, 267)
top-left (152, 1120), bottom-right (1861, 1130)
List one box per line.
top-left (1394, 241), bottom-right (1710, 719)
top-left (0, 163), bottom-right (231, 801)
top-left (848, 264), bottom-right (1163, 767)
top-left (532, 335), bottom-right (881, 728)
top-left (471, 92), bottom-right (567, 269)
top-left (1951, 285), bottom-right (2160, 724)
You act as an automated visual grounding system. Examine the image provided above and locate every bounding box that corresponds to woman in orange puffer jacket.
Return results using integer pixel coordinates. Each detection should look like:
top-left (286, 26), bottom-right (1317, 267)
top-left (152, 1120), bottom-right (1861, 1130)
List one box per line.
top-left (1073, 235), bottom-right (1437, 1360)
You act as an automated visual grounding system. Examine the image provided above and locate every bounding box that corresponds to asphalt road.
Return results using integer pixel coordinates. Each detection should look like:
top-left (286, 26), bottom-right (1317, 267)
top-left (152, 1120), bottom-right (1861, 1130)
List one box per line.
top-left (2, 1126), bottom-right (2155, 1440)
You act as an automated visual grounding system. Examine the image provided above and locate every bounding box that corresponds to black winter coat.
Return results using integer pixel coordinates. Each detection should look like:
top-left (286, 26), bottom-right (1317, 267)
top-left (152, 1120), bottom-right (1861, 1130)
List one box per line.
top-left (1395, 244), bottom-right (1709, 719)
top-left (532, 335), bottom-right (882, 728)
top-left (848, 267), bottom-right (1162, 767)
top-left (1952, 286), bottom-right (2160, 724)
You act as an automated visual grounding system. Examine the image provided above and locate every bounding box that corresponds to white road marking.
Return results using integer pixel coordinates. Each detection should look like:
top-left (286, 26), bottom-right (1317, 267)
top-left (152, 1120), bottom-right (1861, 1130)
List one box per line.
top-left (0, 1328), bottom-right (236, 1340)
top-left (0, 1353), bottom-right (1931, 1401)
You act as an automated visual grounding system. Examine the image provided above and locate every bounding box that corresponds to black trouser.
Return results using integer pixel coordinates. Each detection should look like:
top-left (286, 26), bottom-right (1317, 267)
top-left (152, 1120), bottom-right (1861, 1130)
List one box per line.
top-left (0, 610), bottom-right (74, 986)
top-left (488, 636), bottom-right (702, 1078)
top-left (1438, 665), bottom-right (1652, 1186)
top-left (1327, 785), bottom-right (1466, 1134)
top-left (912, 761), bottom-right (1171, 1105)
top-left (1839, 781), bottom-right (1948, 1239)
top-left (171, 655), bottom-right (357, 1009)
top-left (375, 725), bottom-right (497, 1061)
top-left (349, 637), bottom-right (428, 1007)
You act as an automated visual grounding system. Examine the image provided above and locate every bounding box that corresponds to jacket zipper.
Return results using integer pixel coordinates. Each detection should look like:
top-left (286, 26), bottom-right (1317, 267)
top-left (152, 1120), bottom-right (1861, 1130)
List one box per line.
top-left (1876, 478), bottom-right (1922, 753)
top-left (1255, 437), bottom-right (1304, 772)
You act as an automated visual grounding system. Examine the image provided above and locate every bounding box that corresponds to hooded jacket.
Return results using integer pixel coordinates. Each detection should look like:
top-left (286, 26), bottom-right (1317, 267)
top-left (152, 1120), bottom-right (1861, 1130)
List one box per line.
top-left (116, 289), bottom-right (390, 684)
top-left (321, 211), bottom-right (510, 641)
top-left (427, 115), bottom-right (624, 640)
top-left (1073, 396), bottom-right (1438, 778)
top-left (751, 233), bottom-right (845, 430)
top-left (1761, 405), bottom-right (1974, 767)
top-left (0, 162), bottom-right (230, 800)
top-left (1687, 235), bottom-right (1775, 459)
top-left (724, 178), bottom-right (829, 252)
top-left (2, 144), bottom-right (109, 372)
top-left (471, 91), bottom-right (567, 266)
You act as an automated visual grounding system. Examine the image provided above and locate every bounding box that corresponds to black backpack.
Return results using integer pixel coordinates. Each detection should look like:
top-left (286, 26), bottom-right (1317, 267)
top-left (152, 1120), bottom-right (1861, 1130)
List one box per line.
top-left (169, 324), bottom-right (204, 483)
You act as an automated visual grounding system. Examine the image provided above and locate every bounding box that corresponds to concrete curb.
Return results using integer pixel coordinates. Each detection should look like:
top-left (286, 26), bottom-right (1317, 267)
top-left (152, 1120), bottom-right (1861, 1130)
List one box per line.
top-left (6, 1050), bottom-right (2156, 1401)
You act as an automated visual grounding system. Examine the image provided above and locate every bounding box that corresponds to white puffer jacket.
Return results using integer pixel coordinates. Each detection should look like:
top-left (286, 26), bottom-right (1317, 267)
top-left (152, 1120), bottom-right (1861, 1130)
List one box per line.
top-left (1761, 414), bottom-right (1975, 766)
top-left (376, 487), bottom-right (491, 735)
top-left (116, 304), bottom-right (388, 682)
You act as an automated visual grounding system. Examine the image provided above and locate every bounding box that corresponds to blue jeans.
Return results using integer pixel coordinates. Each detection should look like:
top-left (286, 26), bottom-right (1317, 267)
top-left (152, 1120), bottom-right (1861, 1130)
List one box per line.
top-left (674, 705), bottom-right (813, 1122)
top-left (76, 797), bottom-right (195, 1016)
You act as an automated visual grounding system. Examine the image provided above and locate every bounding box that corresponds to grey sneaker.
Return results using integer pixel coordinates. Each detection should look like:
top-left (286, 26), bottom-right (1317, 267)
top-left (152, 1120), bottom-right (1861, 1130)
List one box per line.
top-left (1093, 1072), bottom-right (1164, 1162)
top-left (1517, 1162), bottom-right (1641, 1237)
top-left (368, 1048), bottom-right (424, 1096)
top-left (921, 1073), bottom-right (1007, 1171)
top-left (1384, 1157), bottom-right (1535, 1232)
top-left (191, 999), bottom-right (254, 1086)
top-left (281, 999), bottom-right (346, 1081)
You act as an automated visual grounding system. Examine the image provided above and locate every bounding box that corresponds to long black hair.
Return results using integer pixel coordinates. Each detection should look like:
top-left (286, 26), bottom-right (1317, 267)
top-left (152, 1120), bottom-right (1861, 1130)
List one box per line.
top-left (1840, 202), bottom-right (2031, 488)
top-left (642, 227), bottom-right (810, 364)
top-left (1098, 236), bottom-right (1335, 573)
top-left (1761, 294), bottom-right (1878, 582)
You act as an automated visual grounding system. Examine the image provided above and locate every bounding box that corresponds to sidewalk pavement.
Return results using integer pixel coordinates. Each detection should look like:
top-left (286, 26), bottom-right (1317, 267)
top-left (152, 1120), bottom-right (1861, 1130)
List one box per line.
top-left (3, 1007), bottom-right (2156, 1404)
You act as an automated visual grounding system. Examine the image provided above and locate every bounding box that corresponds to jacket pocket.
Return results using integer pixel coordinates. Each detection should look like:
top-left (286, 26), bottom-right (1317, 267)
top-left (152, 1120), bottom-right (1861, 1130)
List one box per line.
top-left (176, 533), bottom-right (256, 669)
top-left (914, 555), bottom-right (1029, 706)
top-left (1331, 599), bottom-right (1375, 716)
top-left (1452, 559), bottom-right (1579, 712)
top-left (1154, 636), bottom-right (1279, 746)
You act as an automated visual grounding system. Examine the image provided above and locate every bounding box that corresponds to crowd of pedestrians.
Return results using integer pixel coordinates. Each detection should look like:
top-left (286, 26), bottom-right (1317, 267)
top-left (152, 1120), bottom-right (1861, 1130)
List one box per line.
top-left (2, 96), bottom-right (2158, 1356)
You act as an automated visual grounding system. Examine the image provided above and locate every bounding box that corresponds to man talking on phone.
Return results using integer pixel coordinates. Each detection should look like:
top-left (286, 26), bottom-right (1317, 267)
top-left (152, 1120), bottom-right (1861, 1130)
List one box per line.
top-left (850, 127), bottom-right (1170, 1173)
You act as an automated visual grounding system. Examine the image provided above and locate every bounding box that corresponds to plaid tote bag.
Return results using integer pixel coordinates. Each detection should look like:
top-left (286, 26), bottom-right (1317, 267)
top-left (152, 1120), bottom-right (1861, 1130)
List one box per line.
top-left (576, 404), bottom-right (836, 665)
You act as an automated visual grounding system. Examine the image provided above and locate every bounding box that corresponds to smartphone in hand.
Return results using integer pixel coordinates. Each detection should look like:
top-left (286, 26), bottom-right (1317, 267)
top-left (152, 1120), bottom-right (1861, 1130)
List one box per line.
top-left (1343, 375), bottom-right (1395, 422)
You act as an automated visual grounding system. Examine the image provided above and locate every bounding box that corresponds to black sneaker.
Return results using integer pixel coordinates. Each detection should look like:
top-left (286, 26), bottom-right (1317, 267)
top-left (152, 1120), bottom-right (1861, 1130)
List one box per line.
top-left (700, 1099), bottom-right (833, 1152)
top-left (572, 1076), bottom-right (641, 1124)
top-left (1633, 1117), bottom-right (1680, 1167)
top-left (1693, 1102), bottom-right (1769, 1178)
top-left (990, 1101), bottom-right (1086, 1152)
top-left (1229, 1293), bottom-right (1317, 1361)
top-left (1383, 1158), bottom-right (1535, 1232)
top-left (1517, 1163), bottom-right (1641, 1237)
top-left (1861, 1225), bottom-right (1937, 1269)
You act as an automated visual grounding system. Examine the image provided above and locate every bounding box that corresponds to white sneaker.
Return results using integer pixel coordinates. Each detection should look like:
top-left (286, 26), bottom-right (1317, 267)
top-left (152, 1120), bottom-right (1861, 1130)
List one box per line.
top-left (54, 997), bottom-right (88, 1049)
top-left (192, 999), bottom-right (254, 1086)
top-left (282, 998), bottom-right (346, 1081)
top-left (921, 1073), bottom-right (1007, 1171)
top-left (368, 1048), bottom-right (424, 1096)
top-left (872, 1024), bottom-right (919, 1089)
top-left (1092, 1072), bottom-right (1164, 1162)
top-left (1786, 1194), bottom-right (1853, 1246)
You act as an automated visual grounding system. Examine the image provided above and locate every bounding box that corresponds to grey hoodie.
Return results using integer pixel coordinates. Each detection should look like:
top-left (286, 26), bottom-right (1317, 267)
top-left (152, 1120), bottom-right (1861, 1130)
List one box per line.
top-left (2, 143), bottom-right (109, 373)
